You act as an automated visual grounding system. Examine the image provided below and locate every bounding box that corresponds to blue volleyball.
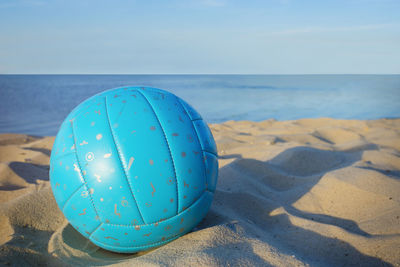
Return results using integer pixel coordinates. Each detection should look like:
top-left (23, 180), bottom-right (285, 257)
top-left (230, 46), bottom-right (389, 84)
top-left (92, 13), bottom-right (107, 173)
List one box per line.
top-left (49, 87), bottom-right (218, 253)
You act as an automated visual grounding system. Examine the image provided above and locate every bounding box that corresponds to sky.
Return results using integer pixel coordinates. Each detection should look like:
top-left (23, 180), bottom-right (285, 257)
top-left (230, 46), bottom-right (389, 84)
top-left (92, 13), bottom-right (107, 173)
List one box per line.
top-left (0, 0), bottom-right (399, 74)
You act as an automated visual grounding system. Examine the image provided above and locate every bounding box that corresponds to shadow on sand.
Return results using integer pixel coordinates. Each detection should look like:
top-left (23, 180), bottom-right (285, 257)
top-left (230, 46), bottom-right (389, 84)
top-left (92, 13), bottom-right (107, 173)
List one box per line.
top-left (198, 145), bottom-right (393, 266)
top-left (5, 161), bottom-right (49, 188)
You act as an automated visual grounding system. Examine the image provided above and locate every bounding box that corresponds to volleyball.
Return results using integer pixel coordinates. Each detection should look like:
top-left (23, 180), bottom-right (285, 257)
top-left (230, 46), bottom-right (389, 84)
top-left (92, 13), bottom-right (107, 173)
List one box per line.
top-left (49, 86), bottom-right (218, 253)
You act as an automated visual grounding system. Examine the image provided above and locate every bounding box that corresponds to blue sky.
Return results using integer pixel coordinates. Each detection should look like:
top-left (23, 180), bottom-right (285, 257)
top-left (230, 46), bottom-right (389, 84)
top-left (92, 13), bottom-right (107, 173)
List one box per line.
top-left (0, 0), bottom-right (399, 74)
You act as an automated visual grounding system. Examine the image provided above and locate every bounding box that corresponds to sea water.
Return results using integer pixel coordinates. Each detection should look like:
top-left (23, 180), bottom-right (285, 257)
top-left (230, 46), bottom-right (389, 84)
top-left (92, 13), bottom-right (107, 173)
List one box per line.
top-left (0, 75), bottom-right (399, 136)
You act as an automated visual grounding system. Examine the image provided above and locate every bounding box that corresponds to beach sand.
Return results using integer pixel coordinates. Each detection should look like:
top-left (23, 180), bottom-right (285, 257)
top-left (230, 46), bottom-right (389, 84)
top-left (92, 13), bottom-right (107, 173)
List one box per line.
top-left (0, 118), bottom-right (399, 266)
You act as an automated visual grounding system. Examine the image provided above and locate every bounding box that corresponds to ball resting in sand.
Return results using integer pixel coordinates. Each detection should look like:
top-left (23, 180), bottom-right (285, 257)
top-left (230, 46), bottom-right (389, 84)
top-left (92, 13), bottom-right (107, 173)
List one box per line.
top-left (49, 87), bottom-right (218, 253)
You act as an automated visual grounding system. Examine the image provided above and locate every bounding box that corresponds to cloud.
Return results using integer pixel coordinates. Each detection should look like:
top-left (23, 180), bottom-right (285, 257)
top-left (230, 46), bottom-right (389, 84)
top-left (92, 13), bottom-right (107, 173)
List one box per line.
top-left (270, 24), bottom-right (398, 35)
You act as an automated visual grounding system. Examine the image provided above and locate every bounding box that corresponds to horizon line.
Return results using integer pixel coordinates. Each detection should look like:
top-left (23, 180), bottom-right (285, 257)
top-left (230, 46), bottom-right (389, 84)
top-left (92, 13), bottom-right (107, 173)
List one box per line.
top-left (1, 73), bottom-right (400, 76)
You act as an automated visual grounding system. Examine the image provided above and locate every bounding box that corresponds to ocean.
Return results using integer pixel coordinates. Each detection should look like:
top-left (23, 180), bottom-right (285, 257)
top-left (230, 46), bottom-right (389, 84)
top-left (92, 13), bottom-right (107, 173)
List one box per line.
top-left (0, 74), bottom-right (399, 136)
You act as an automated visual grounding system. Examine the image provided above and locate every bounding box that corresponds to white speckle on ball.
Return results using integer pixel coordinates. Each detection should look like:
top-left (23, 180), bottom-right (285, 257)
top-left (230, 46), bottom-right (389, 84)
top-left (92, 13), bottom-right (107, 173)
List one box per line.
top-left (86, 152), bottom-right (94, 161)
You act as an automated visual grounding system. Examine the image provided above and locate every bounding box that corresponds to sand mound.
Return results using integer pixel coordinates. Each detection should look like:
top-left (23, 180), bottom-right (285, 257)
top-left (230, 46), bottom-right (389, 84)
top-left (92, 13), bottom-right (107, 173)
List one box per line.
top-left (268, 146), bottom-right (345, 176)
top-left (0, 118), bottom-right (399, 266)
top-left (0, 134), bottom-right (39, 146)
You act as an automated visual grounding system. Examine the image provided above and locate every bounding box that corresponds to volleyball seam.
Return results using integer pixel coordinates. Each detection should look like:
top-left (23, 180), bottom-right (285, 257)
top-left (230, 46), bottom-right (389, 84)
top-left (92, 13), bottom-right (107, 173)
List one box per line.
top-left (61, 183), bottom-right (85, 212)
top-left (104, 96), bottom-right (146, 224)
top-left (176, 98), bottom-right (210, 193)
top-left (136, 89), bottom-right (180, 213)
top-left (91, 229), bottom-right (185, 251)
top-left (96, 190), bottom-right (213, 227)
top-left (70, 119), bottom-right (101, 221)
top-left (89, 190), bottom-right (212, 250)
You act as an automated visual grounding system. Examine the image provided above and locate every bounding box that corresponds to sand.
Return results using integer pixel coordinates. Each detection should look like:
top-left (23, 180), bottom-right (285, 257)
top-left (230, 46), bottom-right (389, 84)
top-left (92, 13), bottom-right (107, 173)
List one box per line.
top-left (0, 118), bottom-right (399, 267)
